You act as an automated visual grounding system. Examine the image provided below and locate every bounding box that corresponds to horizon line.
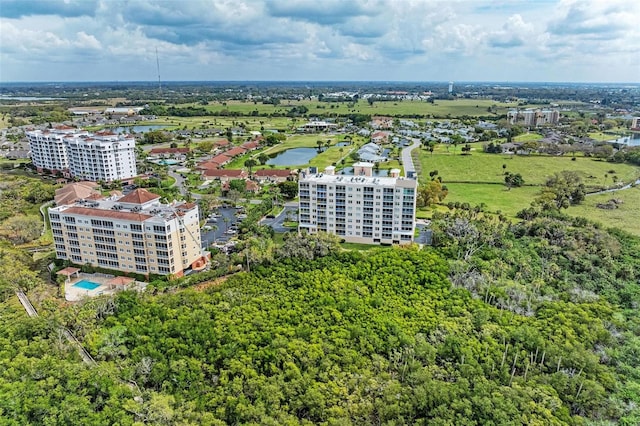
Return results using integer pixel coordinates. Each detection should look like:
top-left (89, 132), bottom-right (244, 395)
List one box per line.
top-left (1, 80), bottom-right (639, 85)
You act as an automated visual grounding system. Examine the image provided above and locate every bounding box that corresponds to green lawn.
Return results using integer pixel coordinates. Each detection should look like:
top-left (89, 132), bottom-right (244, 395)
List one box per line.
top-left (419, 145), bottom-right (639, 186)
top-left (417, 144), bottom-right (640, 217)
top-left (158, 99), bottom-right (555, 120)
top-left (567, 186), bottom-right (640, 236)
top-left (441, 183), bottom-right (541, 217)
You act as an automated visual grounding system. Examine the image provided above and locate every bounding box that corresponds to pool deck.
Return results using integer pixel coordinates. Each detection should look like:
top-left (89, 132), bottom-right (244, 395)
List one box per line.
top-left (65, 273), bottom-right (146, 301)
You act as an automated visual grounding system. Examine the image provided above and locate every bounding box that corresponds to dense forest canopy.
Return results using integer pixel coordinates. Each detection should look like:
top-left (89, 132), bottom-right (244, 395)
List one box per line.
top-left (2, 211), bottom-right (640, 424)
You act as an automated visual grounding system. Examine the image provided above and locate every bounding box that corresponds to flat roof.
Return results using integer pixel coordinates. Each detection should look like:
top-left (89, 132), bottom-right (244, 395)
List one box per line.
top-left (300, 173), bottom-right (414, 187)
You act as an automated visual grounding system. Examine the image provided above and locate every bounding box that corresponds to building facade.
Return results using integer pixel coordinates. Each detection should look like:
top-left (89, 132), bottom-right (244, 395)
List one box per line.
top-left (507, 109), bottom-right (560, 127)
top-left (27, 127), bottom-right (137, 181)
top-left (49, 189), bottom-right (205, 277)
top-left (298, 163), bottom-right (417, 245)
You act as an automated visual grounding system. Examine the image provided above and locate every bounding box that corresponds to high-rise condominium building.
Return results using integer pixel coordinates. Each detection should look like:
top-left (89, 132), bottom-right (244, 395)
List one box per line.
top-left (507, 109), bottom-right (560, 127)
top-left (49, 188), bottom-right (205, 277)
top-left (27, 126), bottom-right (137, 181)
top-left (298, 163), bottom-right (417, 245)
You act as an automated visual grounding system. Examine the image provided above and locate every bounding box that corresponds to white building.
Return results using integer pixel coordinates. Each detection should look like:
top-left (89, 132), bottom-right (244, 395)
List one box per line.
top-left (49, 188), bottom-right (206, 277)
top-left (298, 163), bottom-right (417, 245)
top-left (27, 127), bottom-right (137, 181)
top-left (507, 109), bottom-right (559, 127)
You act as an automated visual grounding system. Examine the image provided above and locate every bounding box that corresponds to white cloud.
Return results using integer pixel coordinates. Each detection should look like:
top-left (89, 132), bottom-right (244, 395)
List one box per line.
top-left (0, 0), bottom-right (638, 82)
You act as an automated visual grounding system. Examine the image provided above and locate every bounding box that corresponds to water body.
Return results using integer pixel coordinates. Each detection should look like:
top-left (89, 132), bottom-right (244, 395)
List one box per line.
top-left (266, 148), bottom-right (318, 166)
top-left (335, 142), bottom-right (350, 147)
top-left (607, 133), bottom-right (640, 146)
top-left (110, 125), bottom-right (168, 133)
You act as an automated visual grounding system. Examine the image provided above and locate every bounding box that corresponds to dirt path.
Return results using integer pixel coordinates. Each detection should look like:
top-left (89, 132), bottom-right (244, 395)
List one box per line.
top-left (191, 275), bottom-right (231, 292)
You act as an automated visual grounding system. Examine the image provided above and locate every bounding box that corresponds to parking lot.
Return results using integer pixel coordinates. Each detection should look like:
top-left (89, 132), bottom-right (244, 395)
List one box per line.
top-left (200, 207), bottom-right (239, 248)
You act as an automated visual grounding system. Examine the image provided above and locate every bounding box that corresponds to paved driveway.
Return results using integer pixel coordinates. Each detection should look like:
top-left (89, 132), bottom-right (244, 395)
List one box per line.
top-left (261, 202), bottom-right (298, 233)
top-left (401, 139), bottom-right (421, 178)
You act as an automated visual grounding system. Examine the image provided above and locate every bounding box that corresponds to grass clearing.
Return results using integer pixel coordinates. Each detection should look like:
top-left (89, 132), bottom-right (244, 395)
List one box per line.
top-left (419, 146), bottom-right (640, 186)
top-left (567, 186), bottom-right (640, 236)
top-left (417, 145), bottom-right (640, 217)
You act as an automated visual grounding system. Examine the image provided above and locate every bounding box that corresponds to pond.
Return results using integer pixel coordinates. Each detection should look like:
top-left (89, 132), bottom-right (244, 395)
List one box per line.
top-left (608, 133), bottom-right (640, 146)
top-left (109, 125), bottom-right (169, 133)
top-left (335, 142), bottom-right (351, 147)
top-left (266, 147), bottom-right (318, 166)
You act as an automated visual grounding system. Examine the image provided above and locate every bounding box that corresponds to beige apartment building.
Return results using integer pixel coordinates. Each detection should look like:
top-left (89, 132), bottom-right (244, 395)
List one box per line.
top-left (49, 188), bottom-right (206, 278)
top-left (298, 163), bottom-right (417, 245)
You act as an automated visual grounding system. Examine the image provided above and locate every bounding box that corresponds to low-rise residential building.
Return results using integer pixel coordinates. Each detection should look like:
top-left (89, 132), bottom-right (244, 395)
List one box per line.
top-left (298, 121), bottom-right (338, 132)
top-left (253, 169), bottom-right (294, 183)
top-left (298, 163), bottom-right (417, 245)
top-left (49, 188), bottom-right (206, 277)
top-left (202, 169), bottom-right (248, 181)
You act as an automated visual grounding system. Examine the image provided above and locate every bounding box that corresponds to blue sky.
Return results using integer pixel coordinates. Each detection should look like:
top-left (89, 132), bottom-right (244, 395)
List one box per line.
top-left (1, 0), bottom-right (638, 83)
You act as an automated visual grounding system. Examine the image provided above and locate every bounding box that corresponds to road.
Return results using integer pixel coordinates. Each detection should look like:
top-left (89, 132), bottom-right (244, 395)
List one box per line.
top-left (166, 166), bottom-right (204, 199)
top-left (261, 202), bottom-right (298, 233)
top-left (401, 139), bottom-right (421, 178)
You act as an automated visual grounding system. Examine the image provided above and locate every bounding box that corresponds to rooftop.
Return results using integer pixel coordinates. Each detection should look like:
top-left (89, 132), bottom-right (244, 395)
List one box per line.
top-left (51, 189), bottom-right (197, 223)
top-left (300, 172), bottom-right (408, 187)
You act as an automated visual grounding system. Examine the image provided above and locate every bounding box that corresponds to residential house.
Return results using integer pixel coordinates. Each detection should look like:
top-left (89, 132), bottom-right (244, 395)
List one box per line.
top-left (253, 169), bottom-right (294, 183)
top-left (371, 131), bottom-right (390, 144)
top-left (202, 169), bottom-right (248, 182)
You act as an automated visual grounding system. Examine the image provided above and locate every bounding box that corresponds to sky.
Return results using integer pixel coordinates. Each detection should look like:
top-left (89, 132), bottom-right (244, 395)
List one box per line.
top-left (0, 0), bottom-right (638, 83)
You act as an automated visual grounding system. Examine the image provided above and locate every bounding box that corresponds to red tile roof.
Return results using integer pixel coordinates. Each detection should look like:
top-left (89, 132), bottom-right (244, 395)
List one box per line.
top-left (241, 141), bottom-right (260, 150)
top-left (54, 182), bottom-right (100, 206)
top-left (118, 188), bottom-right (160, 204)
top-left (211, 154), bottom-right (232, 163)
top-left (63, 206), bottom-right (153, 221)
top-left (197, 161), bottom-right (219, 170)
top-left (225, 146), bottom-right (247, 157)
top-left (109, 276), bottom-right (135, 286)
top-left (254, 169), bottom-right (293, 177)
top-left (149, 147), bottom-right (190, 154)
top-left (56, 267), bottom-right (81, 276)
top-left (214, 139), bottom-right (231, 147)
top-left (203, 169), bottom-right (246, 178)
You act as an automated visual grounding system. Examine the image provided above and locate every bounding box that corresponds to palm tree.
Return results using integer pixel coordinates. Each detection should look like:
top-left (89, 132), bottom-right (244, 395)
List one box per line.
top-left (325, 139), bottom-right (331, 150)
top-left (316, 140), bottom-right (324, 151)
top-left (244, 158), bottom-right (257, 174)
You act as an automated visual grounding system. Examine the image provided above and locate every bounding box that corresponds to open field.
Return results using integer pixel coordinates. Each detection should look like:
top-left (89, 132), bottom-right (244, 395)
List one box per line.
top-left (145, 116), bottom-right (294, 131)
top-left (417, 143), bottom-right (640, 217)
top-left (440, 183), bottom-right (541, 217)
top-left (189, 99), bottom-right (538, 118)
top-left (568, 186), bottom-right (640, 236)
top-left (419, 144), bottom-right (640, 186)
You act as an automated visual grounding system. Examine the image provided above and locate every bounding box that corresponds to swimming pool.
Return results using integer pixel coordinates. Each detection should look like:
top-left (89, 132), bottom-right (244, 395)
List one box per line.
top-left (73, 280), bottom-right (101, 290)
top-left (157, 159), bottom-right (179, 165)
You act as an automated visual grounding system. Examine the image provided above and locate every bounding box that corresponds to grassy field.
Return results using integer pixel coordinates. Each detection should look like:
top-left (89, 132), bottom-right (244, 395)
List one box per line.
top-left (417, 143), bottom-right (640, 217)
top-left (146, 116), bottom-right (294, 132)
top-left (568, 186), bottom-right (640, 235)
top-left (419, 144), bottom-right (639, 186)
top-left (186, 99), bottom-right (540, 118)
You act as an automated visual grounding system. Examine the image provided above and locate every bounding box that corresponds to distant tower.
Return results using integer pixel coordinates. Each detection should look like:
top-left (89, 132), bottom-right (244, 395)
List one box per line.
top-left (448, 81), bottom-right (454, 94)
top-left (156, 48), bottom-right (162, 97)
